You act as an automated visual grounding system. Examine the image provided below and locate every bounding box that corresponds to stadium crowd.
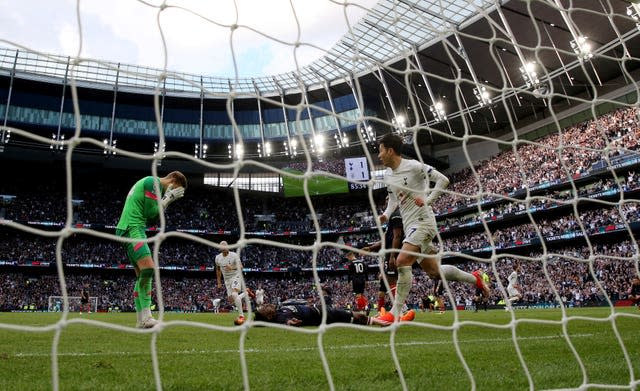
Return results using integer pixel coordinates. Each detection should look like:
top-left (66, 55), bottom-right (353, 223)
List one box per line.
top-left (0, 196), bottom-right (637, 271)
top-left (0, 240), bottom-right (637, 312)
top-left (431, 106), bottom-right (640, 213)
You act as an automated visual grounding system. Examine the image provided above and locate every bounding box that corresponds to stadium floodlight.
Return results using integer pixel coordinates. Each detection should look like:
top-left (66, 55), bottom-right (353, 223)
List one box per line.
top-left (283, 140), bottom-right (297, 157)
top-left (50, 133), bottom-right (65, 151)
top-left (392, 115), bottom-right (407, 134)
top-left (360, 125), bottom-right (375, 144)
top-left (227, 144), bottom-right (232, 158)
top-left (153, 141), bottom-right (166, 156)
top-left (194, 143), bottom-right (207, 159)
top-left (264, 142), bottom-right (272, 157)
top-left (334, 133), bottom-right (342, 149)
top-left (313, 134), bottom-right (325, 155)
top-left (334, 133), bottom-right (349, 148)
top-left (430, 101), bottom-right (446, 122)
top-left (235, 143), bottom-right (244, 159)
top-left (519, 61), bottom-right (541, 88)
top-left (104, 138), bottom-right (117, 155)
top-left (570, 36), bottom-right (594, 61)
top-left (473, 85), bottom-right (492, 107)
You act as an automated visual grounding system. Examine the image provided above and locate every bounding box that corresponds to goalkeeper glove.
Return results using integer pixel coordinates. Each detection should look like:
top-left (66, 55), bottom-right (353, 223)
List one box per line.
top-left (161, 185), bottom-right (185, 208)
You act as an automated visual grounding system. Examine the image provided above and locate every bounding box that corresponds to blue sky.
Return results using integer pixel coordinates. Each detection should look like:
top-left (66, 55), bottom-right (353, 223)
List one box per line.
top-left (0, 0), bottom-right (376, 78)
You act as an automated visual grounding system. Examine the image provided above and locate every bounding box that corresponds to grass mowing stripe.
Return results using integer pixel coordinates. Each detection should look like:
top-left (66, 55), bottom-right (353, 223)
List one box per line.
top-left (9, 332), bottom-right (595, 358)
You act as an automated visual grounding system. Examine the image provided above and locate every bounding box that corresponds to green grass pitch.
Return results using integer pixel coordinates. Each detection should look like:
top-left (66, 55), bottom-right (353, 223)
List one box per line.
top-left (0, 307), bottom-right (638, 390)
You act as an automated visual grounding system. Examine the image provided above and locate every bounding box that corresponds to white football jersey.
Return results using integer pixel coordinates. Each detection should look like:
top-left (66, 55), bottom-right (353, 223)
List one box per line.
top-left (383, 158), bottom-right (444, 227)
top-left (215, 251), bottom-right (242, 280)
top-left (507, 271), bottom-right (519, 288)
top-left (255, 288), bottom-right (265, 305)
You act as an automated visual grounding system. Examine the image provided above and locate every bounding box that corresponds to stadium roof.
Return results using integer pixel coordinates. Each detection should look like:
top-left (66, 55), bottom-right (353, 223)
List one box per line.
top-left (0, 0), bottom-right (638, 150)
top-left (0, 0), bottom-right (496, 96)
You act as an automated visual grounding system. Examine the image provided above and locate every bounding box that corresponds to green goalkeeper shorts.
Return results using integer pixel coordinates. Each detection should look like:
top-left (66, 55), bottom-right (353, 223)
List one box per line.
top-left (116, 227), bottom-right (151, 265)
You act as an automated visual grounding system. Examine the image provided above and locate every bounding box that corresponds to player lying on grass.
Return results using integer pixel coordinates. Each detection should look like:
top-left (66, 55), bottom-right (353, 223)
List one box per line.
top-left (253, 303), bottom-right (392, 327)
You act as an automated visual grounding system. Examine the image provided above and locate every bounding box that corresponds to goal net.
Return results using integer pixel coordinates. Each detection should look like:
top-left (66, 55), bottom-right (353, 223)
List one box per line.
top-left (47, 296), bottom-right (98, 313)
top-left (0, 0), bottom-right (639, 390)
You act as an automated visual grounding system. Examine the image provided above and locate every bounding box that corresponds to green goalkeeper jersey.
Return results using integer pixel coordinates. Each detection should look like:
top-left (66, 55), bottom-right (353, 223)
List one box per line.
top-left (116, 176), bottom-right (164, 230)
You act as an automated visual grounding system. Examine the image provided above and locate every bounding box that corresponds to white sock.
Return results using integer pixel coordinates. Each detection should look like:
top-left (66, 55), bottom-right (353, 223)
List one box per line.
top-left (441, 265), bottom-right (476, 285)
top-left (233, 295), bottom-right (244, 317)
top-left (142, 307), bottom-right (152, 319)
top-left (390, 266), bottom-right (412, 317)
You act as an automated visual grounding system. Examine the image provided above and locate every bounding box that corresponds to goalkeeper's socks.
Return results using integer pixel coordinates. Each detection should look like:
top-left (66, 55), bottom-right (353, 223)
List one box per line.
top-left (141, 307), bottom-right (155, 322)
top-left (133, 279), bottom-right (142, 312)
top-left (138, 268), bottom-right (154, 310)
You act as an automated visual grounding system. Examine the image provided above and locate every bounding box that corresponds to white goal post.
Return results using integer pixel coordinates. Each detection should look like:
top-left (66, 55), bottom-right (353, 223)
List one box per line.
top-left (48, 296), bottom-right (98, 313)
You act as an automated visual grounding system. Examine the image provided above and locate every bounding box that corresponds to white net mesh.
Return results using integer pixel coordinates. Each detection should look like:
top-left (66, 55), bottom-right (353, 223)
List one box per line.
top-left (0, 0), bottom-right (639, 390)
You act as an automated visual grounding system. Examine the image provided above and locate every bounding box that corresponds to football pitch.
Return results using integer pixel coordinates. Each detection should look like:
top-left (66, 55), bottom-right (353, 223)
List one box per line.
top-left (0, 307), bottom-right (638, 391)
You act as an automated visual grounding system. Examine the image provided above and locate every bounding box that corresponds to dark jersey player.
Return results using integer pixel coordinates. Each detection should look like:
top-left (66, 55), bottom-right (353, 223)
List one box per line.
top-left (80, 287), bottom-right (90, 314)
top-left (253, 303), bottom-right (390, 327)
top-left (347, 251), bottom-right (369, 312)
top-left (362, 208), bottom-right (403, 314)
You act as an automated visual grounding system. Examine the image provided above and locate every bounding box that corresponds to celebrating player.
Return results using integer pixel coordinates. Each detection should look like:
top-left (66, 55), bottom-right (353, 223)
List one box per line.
top-left (215, 241), bottom-right (247, 325)
top-left (212, 298), bottom-right (222, 313)
top-left (253, 303), bottom-right (391, 327)
top-left (116, 171), bottom-right (187, 328)
top-left (375, 133), bottom-right (490, 324)
top-left (255, 286), bottom-right (266, 306)
top-left (506, 264), bottom-right (522, 309)
top-left (346, 251), bottom-right (369, 313)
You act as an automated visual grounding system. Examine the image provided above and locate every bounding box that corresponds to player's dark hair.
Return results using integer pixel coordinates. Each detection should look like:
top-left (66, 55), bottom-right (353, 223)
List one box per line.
top-left (379, 133), bottom-right (403, 155)
top-left (167, 171), bottom-right (188, 189)
top-left (254, 304), bottom-right (276, 321)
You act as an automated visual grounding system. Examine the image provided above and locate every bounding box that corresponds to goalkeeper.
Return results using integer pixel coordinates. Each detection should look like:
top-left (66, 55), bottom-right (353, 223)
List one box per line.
top-left (116, 171), bottom-right (187, 328)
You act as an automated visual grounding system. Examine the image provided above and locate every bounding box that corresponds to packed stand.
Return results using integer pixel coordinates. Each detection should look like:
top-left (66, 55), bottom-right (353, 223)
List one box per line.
top-left (0, 240), bottom-right (637, 312)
